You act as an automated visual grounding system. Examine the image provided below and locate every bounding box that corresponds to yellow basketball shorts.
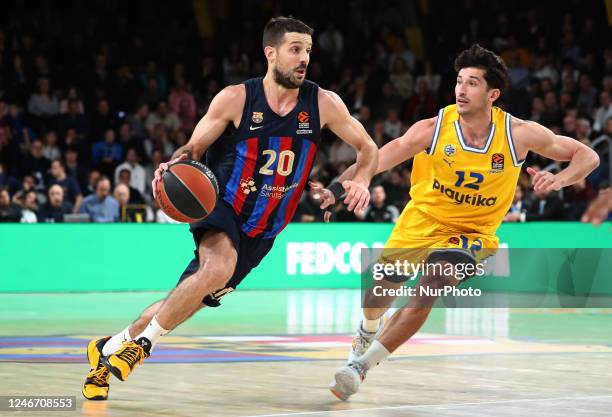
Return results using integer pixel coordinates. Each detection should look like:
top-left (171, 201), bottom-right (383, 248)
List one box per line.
top-left (380, 208), bottom-right (498, 277)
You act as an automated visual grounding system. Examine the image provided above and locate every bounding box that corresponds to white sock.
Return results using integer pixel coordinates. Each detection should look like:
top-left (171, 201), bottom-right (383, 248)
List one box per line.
top-left (135, 316), bottom-right (169, 351)
top-left (361, 317), bottom-right (381, 333)
top-left (102, 326), bottom-right (133, 356)
top-left (357, 340), bottom-right (391, 369)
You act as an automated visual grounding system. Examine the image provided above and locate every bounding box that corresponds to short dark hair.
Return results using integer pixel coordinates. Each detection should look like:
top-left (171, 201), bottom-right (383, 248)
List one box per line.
top-left (454, 44), bottom-right (509, 92)
top-left (262, 16), bottom-right (313, 49)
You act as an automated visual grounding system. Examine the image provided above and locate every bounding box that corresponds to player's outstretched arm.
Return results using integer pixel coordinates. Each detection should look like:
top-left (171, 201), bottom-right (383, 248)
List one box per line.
top-left (152, 85), bottom-right (244, 196)
top-left (316, 116), bottom-right (435, 222)
top-left (514, 119), bottom-right (600, 192)
top-left (319, 89), bottom-right (378, 213)
top-left (335, 116), bottom-right (435, 184)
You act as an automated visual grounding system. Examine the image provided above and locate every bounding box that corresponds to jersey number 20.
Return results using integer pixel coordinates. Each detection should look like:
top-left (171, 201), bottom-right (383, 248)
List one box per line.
top-left (259, 149), bottom-right (295, 176)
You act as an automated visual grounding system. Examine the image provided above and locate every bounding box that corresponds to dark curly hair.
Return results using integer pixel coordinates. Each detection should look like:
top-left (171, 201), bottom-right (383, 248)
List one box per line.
top-left (262, 16), bottom-right (313, 49)
top-left (454, 44), bottom-right (509, 92)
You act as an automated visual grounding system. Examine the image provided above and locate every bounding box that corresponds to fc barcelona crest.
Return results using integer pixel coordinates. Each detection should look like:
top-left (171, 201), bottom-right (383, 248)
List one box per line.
top-left (252, 112), bottom-right (264, 124)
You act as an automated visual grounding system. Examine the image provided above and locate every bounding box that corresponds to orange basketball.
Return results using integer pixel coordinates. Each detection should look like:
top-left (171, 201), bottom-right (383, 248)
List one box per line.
top-left (156, 160), bottom-right (219, 223)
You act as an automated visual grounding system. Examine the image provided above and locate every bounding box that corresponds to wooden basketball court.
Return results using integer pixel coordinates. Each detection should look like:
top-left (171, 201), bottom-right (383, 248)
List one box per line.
top-left (1, 290), bottom-right (611, 416)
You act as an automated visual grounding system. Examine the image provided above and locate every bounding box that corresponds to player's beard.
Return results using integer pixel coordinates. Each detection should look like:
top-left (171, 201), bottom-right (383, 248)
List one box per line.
top-left (273, 65), bottom-right (306, 89)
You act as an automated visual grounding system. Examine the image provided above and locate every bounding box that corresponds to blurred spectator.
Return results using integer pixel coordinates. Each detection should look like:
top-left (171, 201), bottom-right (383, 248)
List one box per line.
top-left (168, 77), bottom-right (196, 121)
top-left (19, 139), bottom-right (50, 186)
top-left (576, 74), bottom-right (598, 115)
top-left (140, 60), bottom-right (168, 98)
top-left (19, 190), bottom-right (38, 223)
top-left (48, 159), bottom-right (83, 212)
top-left (38, 184), bottom-right (73, 223)
top-left (0, 186), bottom-right (22, 222)
top-left (374, 83), bottom-right (402, 120)
top-left (114, 148), bottom-right (146, 195)
top-left (145, 149), bottom-right (164, 194)
top-left (318, 23), bottom-right (344, 67)
top-left (358, 185), bottom-right (399, 223)
top-left (563, 179), bottom-right (596, 220)
top-left (145, 101), bottom-right (180, 133)
top-left (116, 169), bottom-right (145, 204)
top-left (540, 92), bottom-right (562, 127)
top-left (114, 182), bottom-right (152, 222)
top-left (404, 78), bottom-right (437, 123)
top-left (532, 53), bottom-right (559, 85)
top-left (84, 169), bottom-right (102, 196)
top-left (416, 61), bottom-right (440, 94)
top-left (576, 118), bottom-right (592, 144)
top-left (110, 65), bottom-right (140, 113)
top-left (145, 124), bottom-right (175, 158)
top-left (27, 78), bottom-right (59, 130)
top-left (388, 39), bottom-right (415, 74)
top-left (90, 99), bottom-right (117, 140)
top-left (389, 57), bottom-right (414, 100)
top-left (59, 87), bottom-right (85, 114)
top-left (113, 183), bottom-right (130, 218)
top-left (346, 77), bottom-right (368, 115)
top-left (593, 92), bottom-right (612, 133)
top-left (382, 169), bottom-right (409, 210)
top-left (127, 103), bottom-right (150, 140)
top-left (0, 163), bottom-right (20, 195)
top-left (503, 185), bottom-right (528, 222)
top-left (57, 99), bottom-right (90, 139)
top-left (357, 106), bottom-right (375, 137)
top-left (79, 176), bottom-right (119, 222)
top-left (507, 51), bottom-right (530, 90)
top-left (530, 97), bottom-right (544, 123)
top-left (116, 122), bottom-right (143, 157)
top-left (524, 188), bottom-right (564, 221)
top-left (92, 129), bottom-right (123, 177)
top-left (41, 131), bottom-right (61, 161)
top-left (383, 109), bottom-right (402, 139)
top-left (64, 147), bottom-right (89, 192)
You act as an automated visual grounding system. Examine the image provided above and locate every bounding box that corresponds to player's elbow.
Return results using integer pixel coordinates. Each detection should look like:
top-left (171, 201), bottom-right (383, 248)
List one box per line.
top-left (586, 147), bottom-right (600, 172)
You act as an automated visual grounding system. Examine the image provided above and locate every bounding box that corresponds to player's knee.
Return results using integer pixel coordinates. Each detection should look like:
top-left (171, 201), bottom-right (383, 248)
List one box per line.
top-left (197, 261), bottom-right (235, 290)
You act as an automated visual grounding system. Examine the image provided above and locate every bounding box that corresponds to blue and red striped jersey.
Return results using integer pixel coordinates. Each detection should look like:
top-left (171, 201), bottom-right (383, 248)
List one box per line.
top-left (205, 77), bottom-right (321, 238)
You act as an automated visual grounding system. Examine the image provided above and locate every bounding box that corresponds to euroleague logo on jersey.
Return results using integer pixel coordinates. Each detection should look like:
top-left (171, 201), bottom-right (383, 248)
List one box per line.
top-left (491, 153), bottom-right (504, 172)
top-left (298, 112), bottom-right (310, 123)
top-left (297, 111), bottom-right (312, 134)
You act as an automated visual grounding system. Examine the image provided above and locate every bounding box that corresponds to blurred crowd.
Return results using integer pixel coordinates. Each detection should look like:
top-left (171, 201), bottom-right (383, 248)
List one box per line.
top-left (0, 0), bottom-right (610, 224)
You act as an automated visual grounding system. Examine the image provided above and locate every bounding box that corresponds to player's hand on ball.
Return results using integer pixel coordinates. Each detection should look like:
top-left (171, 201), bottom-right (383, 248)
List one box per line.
top-left (152, 154), bottom-right (189, 197)
top-left (526, 167), bottom-right (563, 193)
top-left (343, 180), bottom-right (370, 214)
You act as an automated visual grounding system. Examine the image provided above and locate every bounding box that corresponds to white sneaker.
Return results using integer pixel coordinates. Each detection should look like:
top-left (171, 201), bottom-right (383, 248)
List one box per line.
top-left (348, 319), bottom-right (383, 363)
top-left (329, 361), bottom-right (367, 401)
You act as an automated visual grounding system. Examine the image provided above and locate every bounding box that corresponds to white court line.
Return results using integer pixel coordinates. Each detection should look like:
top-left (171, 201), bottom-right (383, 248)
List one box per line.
top-left (242, 394), bottom-right (612, 417)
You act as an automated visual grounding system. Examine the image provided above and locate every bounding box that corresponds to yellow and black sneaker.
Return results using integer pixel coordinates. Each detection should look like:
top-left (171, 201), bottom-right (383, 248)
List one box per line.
top-left (82, 336), bottom-right (111, 401)
top-left (102, 337), bottom-right (151, 381)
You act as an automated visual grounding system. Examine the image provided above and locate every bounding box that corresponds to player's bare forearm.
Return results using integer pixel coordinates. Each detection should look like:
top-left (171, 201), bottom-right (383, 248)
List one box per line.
top-left (351, 140), bottom-right (378, 185)
top-left (554, 144), bottom-right (600, 188)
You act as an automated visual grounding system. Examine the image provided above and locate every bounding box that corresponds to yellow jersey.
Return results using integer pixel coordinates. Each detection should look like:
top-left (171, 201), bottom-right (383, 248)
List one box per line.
top-left (404, 104), bottom-right (523, 237)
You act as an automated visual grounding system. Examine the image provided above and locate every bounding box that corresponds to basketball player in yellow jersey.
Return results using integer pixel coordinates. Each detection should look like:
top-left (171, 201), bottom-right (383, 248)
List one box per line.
top-left (323, 44), bottom-right (600, 400)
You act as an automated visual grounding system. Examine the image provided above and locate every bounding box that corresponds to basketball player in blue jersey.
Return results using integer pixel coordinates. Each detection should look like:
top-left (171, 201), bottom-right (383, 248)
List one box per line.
top-left (82, 16), bottom-right (378, 400)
